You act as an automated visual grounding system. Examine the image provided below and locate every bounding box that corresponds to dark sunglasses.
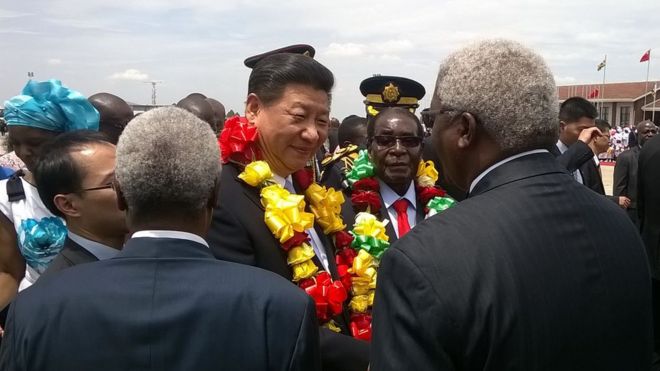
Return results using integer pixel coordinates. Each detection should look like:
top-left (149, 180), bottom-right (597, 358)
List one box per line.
top-left (372, 135), bottom-right (423, 148)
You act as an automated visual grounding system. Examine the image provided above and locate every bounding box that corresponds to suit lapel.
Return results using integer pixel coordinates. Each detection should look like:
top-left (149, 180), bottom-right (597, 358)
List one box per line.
top-left (61, 237), bottom-right (99, 265)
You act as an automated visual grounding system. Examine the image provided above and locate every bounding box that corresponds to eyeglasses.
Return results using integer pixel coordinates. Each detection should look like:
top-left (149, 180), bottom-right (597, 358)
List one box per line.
top-left (372, 135), bottom-right (423, 148)
top-left (79, 183), bottom-right (114, 193)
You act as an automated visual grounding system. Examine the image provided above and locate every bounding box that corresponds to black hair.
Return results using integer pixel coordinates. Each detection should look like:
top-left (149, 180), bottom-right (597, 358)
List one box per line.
top-left (248, 53), bottom-right (334, 105)
top-left (559, 97), bottom-right (598, 123)
top-left (367, 107), bottom-right (424, 138)
top-left (34, 130), bottom-right (112, 217)
top-left (338, 116), bottom-right (368, 146)
top-left (595, 118), bottom-right (611, 132)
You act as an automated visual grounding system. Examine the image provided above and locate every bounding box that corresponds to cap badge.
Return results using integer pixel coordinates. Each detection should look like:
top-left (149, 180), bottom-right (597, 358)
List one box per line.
top-left (382, 82), bottom-right (400, 103)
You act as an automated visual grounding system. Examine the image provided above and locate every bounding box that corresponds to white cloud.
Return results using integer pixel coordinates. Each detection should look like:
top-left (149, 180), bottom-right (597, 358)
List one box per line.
top-left (109, 69), bottom-right (149, 81)
top-left (47, 58), bottom-right (62, 65)
top-left (325, 43), bottom-right (365, 57)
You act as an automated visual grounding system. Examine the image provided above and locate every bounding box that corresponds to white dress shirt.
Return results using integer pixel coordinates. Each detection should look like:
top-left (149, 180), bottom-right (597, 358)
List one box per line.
top-left (379, 180), bottom-right (417, 239)
top-left (556, 140), bottom-right (584, 184)
top-left (68, 232), bottom-right (119, 260)
top-left (469, 149), bottom-right (549, 193)
top-left (131, 230), bottom-right (209, 248)
top-left (271, 173), bottom-right (331, 273)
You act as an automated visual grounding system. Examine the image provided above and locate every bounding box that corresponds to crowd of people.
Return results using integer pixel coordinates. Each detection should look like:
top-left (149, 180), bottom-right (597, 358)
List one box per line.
top-left (0, 39), bottom-right (658, 370)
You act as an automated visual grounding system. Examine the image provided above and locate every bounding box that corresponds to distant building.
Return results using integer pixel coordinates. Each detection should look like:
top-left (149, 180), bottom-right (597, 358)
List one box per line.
top-left (558, 81), bottom-right (660, 127)
top-left (126, 102), bottom-right (169, 114)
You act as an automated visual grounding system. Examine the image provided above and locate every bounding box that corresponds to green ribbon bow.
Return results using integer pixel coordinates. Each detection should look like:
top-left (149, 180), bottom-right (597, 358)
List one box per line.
top-left (346, 150), bottom-right (375, 184)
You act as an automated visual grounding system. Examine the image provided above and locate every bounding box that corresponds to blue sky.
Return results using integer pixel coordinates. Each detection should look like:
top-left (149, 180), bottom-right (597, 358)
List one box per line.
top-left (1, 0), bottom-right (660, 119)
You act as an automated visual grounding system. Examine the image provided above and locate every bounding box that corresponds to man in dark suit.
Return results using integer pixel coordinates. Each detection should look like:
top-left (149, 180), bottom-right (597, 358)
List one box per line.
top-left (371, 39), bottom-right (652, 371)
top-left (615, 120), bottom-right (658, 225)
top-left (31, 131), bottom-right (127, 277)
top-left (207, 45), bottom-right (368, 371)
top-left (639, 131), bottom-right (660, 359)
top-left (0, 106), bottom-right (320, 371)
top-left (581, 119), bottom-right (630, 207)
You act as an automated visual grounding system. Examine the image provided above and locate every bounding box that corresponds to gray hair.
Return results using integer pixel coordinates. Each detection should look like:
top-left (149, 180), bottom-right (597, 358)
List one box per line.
top-left (434, 39), bottom-right (558, 152)
top-left (116, 106), bottom-right (220, 216)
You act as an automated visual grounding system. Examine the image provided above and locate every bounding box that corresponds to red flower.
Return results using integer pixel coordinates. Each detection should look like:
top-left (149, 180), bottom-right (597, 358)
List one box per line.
top-left (218, 116), bottom-right (259, 164)
top-left (300, 272), bottom-right (348, 322)
top-left (417, 186), bottom-right (447, 205)
top-left (351, 190), bottom-right (382, 214)
top-left (292, 168), bottom-right (314, 191)
top-left (350, 314), bottom-right (372, 341)
top-left (333, 230), bottom-right (354, 250)
top-left (336, 247), bottom-right (357, 267)
top-left (281, 231), bottom-right (310, 252)
top-left (352, 177), bottom-right (379, 192)
top-left (337, 264), bottom-right (353, 291)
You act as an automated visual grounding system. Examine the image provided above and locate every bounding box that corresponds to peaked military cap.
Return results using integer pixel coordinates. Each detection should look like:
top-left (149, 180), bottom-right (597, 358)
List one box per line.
top-left (359, 75), bottom-right (425, 116)
top-left (244, 44), bottom-right (316, 69)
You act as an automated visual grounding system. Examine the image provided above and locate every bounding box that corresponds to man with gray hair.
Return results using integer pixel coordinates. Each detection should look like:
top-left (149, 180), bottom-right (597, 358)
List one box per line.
top-left (371, 40), bottom-right (652, 370)
top-left (0, 106), bottom-right (320, 371)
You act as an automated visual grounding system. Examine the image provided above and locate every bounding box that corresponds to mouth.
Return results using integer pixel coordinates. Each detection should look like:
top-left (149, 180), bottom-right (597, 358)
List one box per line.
top-left (290, 145), bottom-right (315, 156)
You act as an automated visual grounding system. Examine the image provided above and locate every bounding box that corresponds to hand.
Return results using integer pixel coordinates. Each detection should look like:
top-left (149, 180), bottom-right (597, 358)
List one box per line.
top-left (578, 127), bottom-right (603, 145)
top-left (618, 196), bottom-right (631, 209)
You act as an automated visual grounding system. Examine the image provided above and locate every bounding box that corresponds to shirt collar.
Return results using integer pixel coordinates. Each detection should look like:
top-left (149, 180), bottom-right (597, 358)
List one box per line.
top-left (469, 149), bottom-right (549, 193)
top-left (131, 230), bottom-right (209, 248)
top-left (379, 180), bottom-right (416, 210)
top-left (271, 173), bottom-right (292, 188)
top-left (556, 139), bottom-right (569, 154)
top-left (67, 232), bottom-right (120, 260)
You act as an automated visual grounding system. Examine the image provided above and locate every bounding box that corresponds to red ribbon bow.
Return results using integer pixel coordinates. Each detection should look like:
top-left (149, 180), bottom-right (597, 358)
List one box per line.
top-left (218, 116), bottom-right (259, 164)
top-left (352, 177), bottom-right (380, 192)
top-left (281, 231), bottom-right (310, 252)
top-left (351, 190), bottom-right (382, 214)
top-left (350, 314), bottom-right (372, 341)
top-left (417, 186), bottom-right (447, 206)
top-left (300, 272), bottom-right (348, 322)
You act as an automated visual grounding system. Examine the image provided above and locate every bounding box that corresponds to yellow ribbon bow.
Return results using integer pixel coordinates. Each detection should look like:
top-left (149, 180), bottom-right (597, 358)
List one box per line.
top-left (353, 212), bottom-right (389, 242)
top-left (261, 185), bottom-right (315, 243)
top-left (239, 161), bottom-right (273, 187)
top-left (306, 183), bottom-right (346, 234)
top-left (416, 160), bottom-right (439, 187)
top-left (287, 243), bottom-right (316, 265)
top-left (349, 295), bottom-right (371, 313)
top-left (350, 250), bottom-right (379, 296)
top-left (291, 259), bottom-right (319, 282)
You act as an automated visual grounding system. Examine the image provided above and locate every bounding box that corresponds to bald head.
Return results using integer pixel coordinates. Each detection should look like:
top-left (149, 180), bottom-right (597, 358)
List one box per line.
top-left (186, 93), bottom-right (207, 100)
top-left (206, 98), bottom-right (226, 131)
top-left (88, 92), bottom-right (134, 144)
top-left (177, 96), bottom-right (215, 131)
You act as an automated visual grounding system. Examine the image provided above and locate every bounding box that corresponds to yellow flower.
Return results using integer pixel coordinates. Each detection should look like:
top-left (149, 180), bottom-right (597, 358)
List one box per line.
top-left (349, 295), bottom-right (371, 313)
top-left (291, 259), bottom-right (319, 282)
top-left (353, 212), bottom-right (389, 242)
top-left (287, 243), bottom-right (315, 265)
top-left (306, 183), bottom-right (346, 234)
top-left (416, 160), bottom-right (439, 187)
top-left (238, 161), bottom-right (273, 187)
top-left (262, 185), bottom-right (315, 243)
top-left (323, 320), bottom-right (342, 333)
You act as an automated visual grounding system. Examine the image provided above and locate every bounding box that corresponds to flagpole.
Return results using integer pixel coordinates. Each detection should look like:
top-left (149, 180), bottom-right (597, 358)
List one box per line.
top-left (645, 54), bottom-right (650, 120)
top-left (601, 55), bottom-right (607, 117)
top-left (653, 82), bottom-right (657, 123)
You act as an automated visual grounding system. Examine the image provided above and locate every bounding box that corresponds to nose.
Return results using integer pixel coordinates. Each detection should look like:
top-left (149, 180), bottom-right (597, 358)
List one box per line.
top-left (300, 121), bottom-right (320, 143)
top-left (390, 139), bottom-right (407, 154)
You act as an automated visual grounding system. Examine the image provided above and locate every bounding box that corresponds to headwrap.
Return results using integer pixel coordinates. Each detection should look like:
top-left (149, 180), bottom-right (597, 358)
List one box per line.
top-left (3, 79), bottom-right (99, 133)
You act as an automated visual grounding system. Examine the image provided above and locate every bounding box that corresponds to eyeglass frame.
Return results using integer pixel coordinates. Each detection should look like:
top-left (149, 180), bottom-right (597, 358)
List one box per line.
top-left (370, 135), bottom-right (424, 149)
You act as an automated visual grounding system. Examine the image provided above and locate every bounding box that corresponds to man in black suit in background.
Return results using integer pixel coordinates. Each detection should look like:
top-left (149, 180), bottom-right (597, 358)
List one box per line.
top-left (615, 120), bottom-right (658, 225)
top-left (370, 39), bottom-right (652, 371)
top-left (33, 131), bottom-right (127, 277)
top-left (0, 106), bottom-right (320, 371)
top-left (638, 132), bottom-right (660, 361)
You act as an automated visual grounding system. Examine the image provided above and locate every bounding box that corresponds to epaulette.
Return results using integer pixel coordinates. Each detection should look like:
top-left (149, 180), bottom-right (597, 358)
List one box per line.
top-left (321, 144), bottom-right (359, 169)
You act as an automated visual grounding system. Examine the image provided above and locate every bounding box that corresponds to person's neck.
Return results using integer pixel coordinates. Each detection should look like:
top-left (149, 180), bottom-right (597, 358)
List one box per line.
top-left (67, 224), bottom-right (124, 249)
top-left (385, 180), bottom-right (411, 196)
top-left (259, 144), bottom-right (292, 178)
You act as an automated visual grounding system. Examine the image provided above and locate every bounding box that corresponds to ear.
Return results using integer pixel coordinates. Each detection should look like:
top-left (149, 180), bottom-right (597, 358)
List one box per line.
top-left (456, 112), bottom-right (478, 149)
top-left (245, 93), bottom-right (262, 124)
top-left (114, 181), bottom-right (128, 212)
top-left (53, 194), bottom-right (81, 218)
top-left (559, 121), bottom-right (567, 132)
top-left (208, 174), bottom-right (220, 209)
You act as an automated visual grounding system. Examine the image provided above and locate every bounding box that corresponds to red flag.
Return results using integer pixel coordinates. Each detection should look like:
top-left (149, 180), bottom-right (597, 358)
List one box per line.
top-left (588, 89), bottom-right (599, 99)
top-left (640, 49), bottom-right (651, 63)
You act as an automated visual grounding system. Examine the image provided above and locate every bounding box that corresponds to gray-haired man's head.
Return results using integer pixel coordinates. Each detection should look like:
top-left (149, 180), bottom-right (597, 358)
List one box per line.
top-left (430, 39), bottom-right (558, 191)
top-left (115, 106), bottom-right (220, 230)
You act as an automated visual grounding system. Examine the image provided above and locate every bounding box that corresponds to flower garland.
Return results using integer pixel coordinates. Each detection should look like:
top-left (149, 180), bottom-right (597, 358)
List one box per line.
top-left (219, 116), bottom-right (354, 329)
top-left (342, 149), bottom-right (456, 340)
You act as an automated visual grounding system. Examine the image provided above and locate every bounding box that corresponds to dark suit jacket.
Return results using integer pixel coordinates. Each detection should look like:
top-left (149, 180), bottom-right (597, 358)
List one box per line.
top-left (40, 237), bottom-right (98, 278)
top-left (549, 140), bottom-right (594, 175)
top-left (639, 134), bottom-right (660, 279)
top-left (208, 163), bottom-right (369, 371)
top-left (581, 156), bottom-right (619, 204)
top-left (614, 146), bottom-right (640, 209)
top-left (0, 237), bottom-right (320, 371)
top-left (371, 152), bottom-right (652, 371)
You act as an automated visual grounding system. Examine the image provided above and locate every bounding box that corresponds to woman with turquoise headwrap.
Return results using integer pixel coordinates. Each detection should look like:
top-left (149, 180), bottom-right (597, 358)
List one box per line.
top-left (0, 79), bottom-right (99, 310)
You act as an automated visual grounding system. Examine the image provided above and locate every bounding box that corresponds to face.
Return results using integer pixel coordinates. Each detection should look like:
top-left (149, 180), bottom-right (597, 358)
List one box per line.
top-left (8, 126), bottom-right (59, 171)
top-left (559, 117), bottom-right (595, 145)
top-left (430, 101), bottom-right (463, 190)
top-left (638, 124), bottom-right (658, 146)
top-left (68, 143), bottom-right (127, 240)
top-left (248, 84), bottom-right (330, 176)
top-left (369, 113), bottom-right (423, 190)
top-left (593, 129), bottom-right (610, 154)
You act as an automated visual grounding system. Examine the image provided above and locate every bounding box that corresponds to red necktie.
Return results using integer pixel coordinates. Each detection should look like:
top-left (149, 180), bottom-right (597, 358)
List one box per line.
top-left (392, 199), bottom-right (411, 237)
